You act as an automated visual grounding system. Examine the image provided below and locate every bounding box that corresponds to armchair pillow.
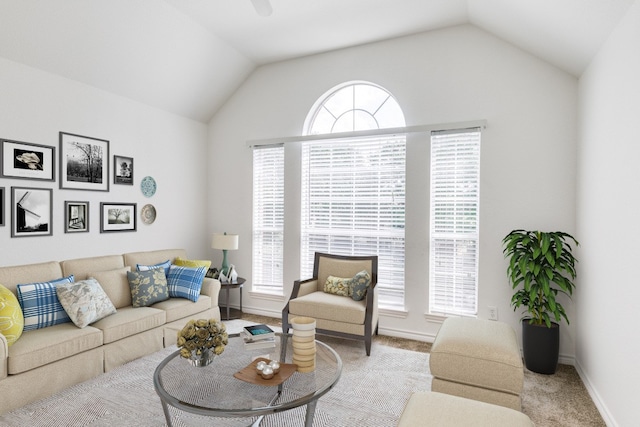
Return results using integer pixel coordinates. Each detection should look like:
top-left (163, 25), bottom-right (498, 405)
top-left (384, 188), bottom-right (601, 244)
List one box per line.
top-left (323, 275), bottom-right (353, 297)
top-left (127, 269), bottom-right (169, 307)
top-left (56, 279), bottom-right (117, 328)
top-left (166, 265), bottom-right (206, 302)
top-left (350, 270), bottom-right (371, 301)
top-left (16, 275), bottom-right (74, 330)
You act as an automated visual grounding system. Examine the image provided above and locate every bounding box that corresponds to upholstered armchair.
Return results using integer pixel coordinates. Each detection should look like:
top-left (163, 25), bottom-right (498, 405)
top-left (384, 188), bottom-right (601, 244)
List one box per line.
top-left (282, 252), bottom-right (379, 356)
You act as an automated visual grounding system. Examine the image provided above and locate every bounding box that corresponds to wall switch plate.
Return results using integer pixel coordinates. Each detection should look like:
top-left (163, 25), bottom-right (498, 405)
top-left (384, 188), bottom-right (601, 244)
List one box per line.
top-left (488, 306), bottom-right (498, 321)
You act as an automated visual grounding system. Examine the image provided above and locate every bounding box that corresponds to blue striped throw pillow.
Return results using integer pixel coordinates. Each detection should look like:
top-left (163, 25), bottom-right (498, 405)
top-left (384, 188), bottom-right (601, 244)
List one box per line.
top-left (17, 275), bottom-right (75, 330)
top-left (136, 259), bottom-right (171, 278)
top-left (166, 265), bottom-right (206, 302)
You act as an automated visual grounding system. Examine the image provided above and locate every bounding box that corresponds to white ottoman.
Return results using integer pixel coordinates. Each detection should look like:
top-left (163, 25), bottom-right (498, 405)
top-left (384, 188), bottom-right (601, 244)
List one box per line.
top-left (429, 317), bottom-right (524, 410)
top-left (398, 391), bottom-right (534, 427)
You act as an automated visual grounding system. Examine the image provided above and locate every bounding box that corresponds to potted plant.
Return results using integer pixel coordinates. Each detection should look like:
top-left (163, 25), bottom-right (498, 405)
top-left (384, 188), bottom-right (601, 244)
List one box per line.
top-left (502, 230), bottom-right (579, 374)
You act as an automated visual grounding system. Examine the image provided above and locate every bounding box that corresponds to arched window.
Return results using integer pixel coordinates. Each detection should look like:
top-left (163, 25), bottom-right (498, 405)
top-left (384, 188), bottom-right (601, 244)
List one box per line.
top-left (305, 81), bottom-right (405, 135)
top-left (301, 82), bottom-right (406, 309)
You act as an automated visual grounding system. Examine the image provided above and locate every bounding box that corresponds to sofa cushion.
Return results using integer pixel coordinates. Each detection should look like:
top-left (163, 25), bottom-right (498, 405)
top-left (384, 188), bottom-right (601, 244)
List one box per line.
top-left (0, 284), bottom-right (24, 346)
top-left (89, 267), bottom-right (131, 309)
top-left (127, 269), bottom-right (169, 307)
top-left (166, 265), bottom-right (206, 302)
top-left (56, 279), bottom-right (117, 328)
top-left (289, 291), bottom-right (366, 324)
top-left (152, 294), bottom-right (212, 323)
top-left (90, 306), bottom-right (165, 344)
top-left (16, 275), bottom-right (74, 331)
top-left (7, 322), bottom-right (103, 374)
top-left (136, 259), bottom-right (171, 277)
top-left (173, 257), bottom-right (211, 270)
top-left (61, 255), bottom-right (125, 281)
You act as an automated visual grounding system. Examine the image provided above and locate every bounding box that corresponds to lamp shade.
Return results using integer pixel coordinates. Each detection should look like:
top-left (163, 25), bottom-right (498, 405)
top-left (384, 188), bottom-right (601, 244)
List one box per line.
top-left (211, 233), bottom-right (239, 250)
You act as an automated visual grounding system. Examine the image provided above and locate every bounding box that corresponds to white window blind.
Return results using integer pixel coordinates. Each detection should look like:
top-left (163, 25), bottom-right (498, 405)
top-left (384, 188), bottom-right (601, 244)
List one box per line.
top-left (429, 128), bottom-right (481, 317)
top-left (252, 145), bottom-right (284, 294)
top-left (301, 136), bottom-right (406, 309)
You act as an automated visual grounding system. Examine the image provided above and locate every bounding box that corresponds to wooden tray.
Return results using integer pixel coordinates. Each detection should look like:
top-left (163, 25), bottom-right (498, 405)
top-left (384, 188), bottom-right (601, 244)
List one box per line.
top-left (234, 357), bottom-right (298, 386)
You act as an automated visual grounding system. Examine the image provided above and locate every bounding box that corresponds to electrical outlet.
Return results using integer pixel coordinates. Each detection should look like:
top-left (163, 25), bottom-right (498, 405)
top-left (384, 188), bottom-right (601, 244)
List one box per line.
top-left (488, 306), bottom-right (498, 321)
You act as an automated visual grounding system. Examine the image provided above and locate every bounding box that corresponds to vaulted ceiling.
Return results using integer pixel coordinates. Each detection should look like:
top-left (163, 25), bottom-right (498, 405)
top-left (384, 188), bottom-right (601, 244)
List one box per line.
top-left (0, 0), bottom-right (634, 123)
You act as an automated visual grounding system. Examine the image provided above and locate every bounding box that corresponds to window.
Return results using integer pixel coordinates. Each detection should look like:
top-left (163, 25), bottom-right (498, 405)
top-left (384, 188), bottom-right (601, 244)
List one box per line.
top-left (302, 82), bottom-right (406, 309)
top-left (252, 145), bottom-right (284, 294)
top-left (429, 128), bottom-right (481, 317)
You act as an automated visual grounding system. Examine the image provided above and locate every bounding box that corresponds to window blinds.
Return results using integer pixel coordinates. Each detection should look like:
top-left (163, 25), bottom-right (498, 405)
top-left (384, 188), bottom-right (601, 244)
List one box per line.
top-left (301, 136), bottom-right (406, 309)
top-left (252, 145), bottom-right (285, 294)
top-left (429, 128), bottom-right (481, 317)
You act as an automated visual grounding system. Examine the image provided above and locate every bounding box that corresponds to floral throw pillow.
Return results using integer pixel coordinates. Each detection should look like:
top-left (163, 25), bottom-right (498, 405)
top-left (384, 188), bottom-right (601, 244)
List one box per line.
top-left (55, 279), bottom-right (117, 328)
top-left (323, 275), bottom-right (353, 297)
top-left (350, 270), bottom-right (371, 301)
top-left (127, 269), bottom-right (169, 308)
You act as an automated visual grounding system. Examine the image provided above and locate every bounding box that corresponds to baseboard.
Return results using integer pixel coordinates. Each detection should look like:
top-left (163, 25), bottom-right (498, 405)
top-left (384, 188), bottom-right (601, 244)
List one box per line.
top-left (378, 325), bottom-right (436, 343)
top-left (574, 359), bottom-right (617, 427)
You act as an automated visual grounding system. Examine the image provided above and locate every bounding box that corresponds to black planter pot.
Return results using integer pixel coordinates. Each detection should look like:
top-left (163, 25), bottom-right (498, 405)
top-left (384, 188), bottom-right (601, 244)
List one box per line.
top-left (522, 319), bottom-right (559, 374)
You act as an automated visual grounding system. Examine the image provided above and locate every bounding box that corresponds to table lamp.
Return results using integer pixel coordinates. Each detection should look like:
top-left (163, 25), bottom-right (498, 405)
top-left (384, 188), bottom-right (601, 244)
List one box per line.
top-left (211, 232), bottom-right (239, 277)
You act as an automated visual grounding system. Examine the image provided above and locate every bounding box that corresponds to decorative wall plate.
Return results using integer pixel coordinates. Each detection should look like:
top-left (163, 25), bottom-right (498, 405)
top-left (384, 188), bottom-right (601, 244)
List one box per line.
top-left (141, 204), bottom-right (156, 224)
top-left (140, 176), bottom-right (156, 197)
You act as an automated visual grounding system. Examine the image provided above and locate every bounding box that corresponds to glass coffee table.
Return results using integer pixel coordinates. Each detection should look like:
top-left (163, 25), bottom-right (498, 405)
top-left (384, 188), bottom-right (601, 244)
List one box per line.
top-left (154, 333), bottom-right (342, 427)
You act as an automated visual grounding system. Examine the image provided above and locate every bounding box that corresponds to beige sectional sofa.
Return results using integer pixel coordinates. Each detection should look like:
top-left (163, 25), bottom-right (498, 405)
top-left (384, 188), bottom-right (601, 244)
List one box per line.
top-left (0, 248), bottom-right (220, 414)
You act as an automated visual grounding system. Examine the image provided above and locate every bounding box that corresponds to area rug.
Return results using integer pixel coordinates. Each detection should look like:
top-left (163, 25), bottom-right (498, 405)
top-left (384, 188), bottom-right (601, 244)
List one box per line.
top-left (0, 319), bottom-right (607, 426)
top-left (0, 320), bottom-right (431, 426)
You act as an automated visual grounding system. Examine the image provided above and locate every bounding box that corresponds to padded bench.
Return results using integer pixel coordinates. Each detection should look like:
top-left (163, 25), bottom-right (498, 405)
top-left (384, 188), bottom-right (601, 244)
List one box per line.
top-left (398, 391), bottom-right (533, 427)
top-left (429, 317), bottom-right (524, 410)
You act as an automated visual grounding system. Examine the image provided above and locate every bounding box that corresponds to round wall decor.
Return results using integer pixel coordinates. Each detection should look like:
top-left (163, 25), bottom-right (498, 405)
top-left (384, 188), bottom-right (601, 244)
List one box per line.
top-left (140, 176), bottom-right (157, 197)
top-left (141, 204), bottom-right (157, 225)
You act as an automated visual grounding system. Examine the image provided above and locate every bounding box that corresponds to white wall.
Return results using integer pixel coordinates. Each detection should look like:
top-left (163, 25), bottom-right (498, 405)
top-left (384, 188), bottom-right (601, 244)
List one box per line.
top-left (577, 1), bottom-right (640, 425)
top-left (0, 57), bottom-right (212, 265)
top-left (209, 24), bottom-right (579, 358)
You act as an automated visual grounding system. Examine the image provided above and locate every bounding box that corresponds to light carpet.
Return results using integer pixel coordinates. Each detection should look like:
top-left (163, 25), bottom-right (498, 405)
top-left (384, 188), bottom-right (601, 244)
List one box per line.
top-left (0, 320), bottom-right (606, 426)
top-left (0, 320), bottom-right (431, 426)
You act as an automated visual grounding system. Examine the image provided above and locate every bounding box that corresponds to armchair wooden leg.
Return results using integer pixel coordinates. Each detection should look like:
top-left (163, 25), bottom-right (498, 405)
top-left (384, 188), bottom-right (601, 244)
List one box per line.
top-left (365, 335), bottom-right (372, 356)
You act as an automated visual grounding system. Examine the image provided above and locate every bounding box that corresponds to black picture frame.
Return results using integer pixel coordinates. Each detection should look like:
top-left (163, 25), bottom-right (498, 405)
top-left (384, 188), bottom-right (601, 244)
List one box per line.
top-left (11, 186), bottom-right (53, 237)
top-left (1, 138), bottom-right (55, 181)
top-left (0, 187), bottom-right (4, 227)
top-left (64, 201), bottom-right (90, 233)
top-left (100, 202), bottom-right (136, 233)
top-left (59, 132), bottom-right (109, 191)
top-left (114, 155), bottom-right (133, 185)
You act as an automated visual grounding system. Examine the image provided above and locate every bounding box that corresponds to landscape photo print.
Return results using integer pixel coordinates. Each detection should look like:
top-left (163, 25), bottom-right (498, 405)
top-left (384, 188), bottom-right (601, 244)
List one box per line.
top-left (59, 132), bottom-right (109, 191)
top-left (100, 202), bottom-right (136, 233)
top-left (11, 186), bottom-right (53, 237)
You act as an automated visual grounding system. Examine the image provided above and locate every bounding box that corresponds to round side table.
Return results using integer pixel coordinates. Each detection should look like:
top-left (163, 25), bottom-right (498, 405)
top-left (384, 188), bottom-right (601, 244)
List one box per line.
top-left (220, 277), bottom-right (245, 320)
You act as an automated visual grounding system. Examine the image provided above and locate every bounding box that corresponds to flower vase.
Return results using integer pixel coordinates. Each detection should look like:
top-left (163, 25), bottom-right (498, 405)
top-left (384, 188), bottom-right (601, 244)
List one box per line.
top-left (187, 348), bottom-right (215, 367)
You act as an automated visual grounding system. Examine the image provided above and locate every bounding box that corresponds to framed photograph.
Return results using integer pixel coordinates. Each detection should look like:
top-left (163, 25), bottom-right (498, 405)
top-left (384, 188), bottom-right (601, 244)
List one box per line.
top-left (64, 201), bottom-right (89, 233)
top-left (59, 132), bottom-right (109, 191)
top-left (100, 202), bottom-right (136, 233)
top-left (0, 187), bottom-right (4, 226)
top-left (11, 186), bottom-right (53, 237)
top-left (113, 155), bottom-right (133, 185)
top-left (1, 138), bottom-right (55, 181)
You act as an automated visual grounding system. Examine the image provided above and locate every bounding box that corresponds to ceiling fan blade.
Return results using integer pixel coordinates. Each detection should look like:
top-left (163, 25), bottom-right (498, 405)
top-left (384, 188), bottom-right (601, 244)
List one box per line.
top-left (251, 0), bottom-right (272, 17)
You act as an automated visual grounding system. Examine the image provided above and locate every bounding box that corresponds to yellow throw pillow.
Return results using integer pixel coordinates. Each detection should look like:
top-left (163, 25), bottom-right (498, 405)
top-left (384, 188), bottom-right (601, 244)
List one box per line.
top-left (174, 257), bottom-right (211, 270)
top-left (0, 284), bottom-right (24, 346)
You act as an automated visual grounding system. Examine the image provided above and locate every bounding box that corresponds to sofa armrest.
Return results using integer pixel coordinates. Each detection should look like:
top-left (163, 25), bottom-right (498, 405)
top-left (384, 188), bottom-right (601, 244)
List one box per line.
top-left (200, 277), bottom-right (221, 307)
top-left (0, 332), bottom-right (7, 380)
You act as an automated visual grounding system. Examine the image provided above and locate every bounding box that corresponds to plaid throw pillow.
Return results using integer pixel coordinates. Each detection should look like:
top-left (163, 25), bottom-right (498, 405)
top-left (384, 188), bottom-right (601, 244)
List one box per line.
top-left (136, 259), bottom-right (171, 277)
top-left (17, 275), bottom-right (74, 331)
top-left (166, 265), bottom-right (206, 302)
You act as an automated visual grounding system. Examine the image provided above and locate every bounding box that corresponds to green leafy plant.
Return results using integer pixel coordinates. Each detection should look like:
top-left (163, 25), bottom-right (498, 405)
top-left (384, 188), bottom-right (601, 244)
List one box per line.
top-left (502, 230), bottom-right (579, 327)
